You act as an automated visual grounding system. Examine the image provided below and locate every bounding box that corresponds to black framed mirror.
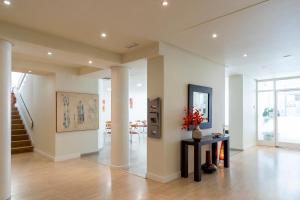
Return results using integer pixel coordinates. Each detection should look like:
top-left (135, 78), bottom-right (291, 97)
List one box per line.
top-left (188, 84), bottom-right (212, 130)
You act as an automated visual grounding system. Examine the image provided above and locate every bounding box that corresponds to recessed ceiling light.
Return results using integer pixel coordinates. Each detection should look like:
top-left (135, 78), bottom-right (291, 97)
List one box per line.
top-left (88, 60), bottom-right (93, 64)
top-left (162, 0), bottom-right (168, 6)
top-left (137, 83), bottom-right (143, 87)
top-left (212, 33), bottom-right (218, 39)
top-left (243, 54), bottom-right (248, 57)
top-left (3, 0), bottom-right (11, 5)
top-left (28, 70), bottom-right (32, 73)
top-left (101, 33), bottom-right (107, 38)
top-left (47, 51), bottom-right (53, 56)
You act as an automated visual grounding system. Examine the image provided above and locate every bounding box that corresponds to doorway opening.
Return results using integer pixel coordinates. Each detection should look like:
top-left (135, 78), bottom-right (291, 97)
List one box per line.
top-left (84, 59), bottom-right (148, 177)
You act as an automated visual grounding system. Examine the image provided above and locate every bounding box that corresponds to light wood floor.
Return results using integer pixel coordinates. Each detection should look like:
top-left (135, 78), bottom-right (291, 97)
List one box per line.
top-left (82, 134), bottom-right (147, 177)
top-left (11, 147), bottom-right (300, 200)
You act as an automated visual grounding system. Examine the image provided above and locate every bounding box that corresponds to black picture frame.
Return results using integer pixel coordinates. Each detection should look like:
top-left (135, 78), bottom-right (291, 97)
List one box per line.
top-left (188, 84), bottom-right (212, 130)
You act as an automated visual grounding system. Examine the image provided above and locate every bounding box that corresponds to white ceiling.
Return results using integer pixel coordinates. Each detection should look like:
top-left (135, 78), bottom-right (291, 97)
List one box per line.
top-left (165, 0), bottom-right (300, 79)
top-left (0, 0), bottom-right (300, 79)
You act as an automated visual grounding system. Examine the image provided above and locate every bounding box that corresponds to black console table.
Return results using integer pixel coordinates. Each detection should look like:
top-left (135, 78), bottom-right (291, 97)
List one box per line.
top-left (181, 134), bottom-right (230, 182)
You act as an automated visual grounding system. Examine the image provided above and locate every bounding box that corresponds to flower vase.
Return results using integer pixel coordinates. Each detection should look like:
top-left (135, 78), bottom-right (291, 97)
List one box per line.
top-left (192, 125), bottom-right (202, 141)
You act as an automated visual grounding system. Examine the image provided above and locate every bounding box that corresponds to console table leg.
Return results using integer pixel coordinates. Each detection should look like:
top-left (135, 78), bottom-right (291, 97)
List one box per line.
top-left (211, 142), bottom-right (218, 165)
top-left (181, 142), bottom-right (188, 177)
top-left (194, 142), bottom-right (201, 182)
top-left (224, 140), bottom-right (230, 168)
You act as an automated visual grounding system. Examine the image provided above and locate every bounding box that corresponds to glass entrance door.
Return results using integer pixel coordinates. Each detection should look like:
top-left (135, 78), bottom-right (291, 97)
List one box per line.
top-left (257, 78), bottom-right (300, 148)
top-left (276, 90), bottom-right (300, 147)
top-left (257, 91), bottom-right (275, 145)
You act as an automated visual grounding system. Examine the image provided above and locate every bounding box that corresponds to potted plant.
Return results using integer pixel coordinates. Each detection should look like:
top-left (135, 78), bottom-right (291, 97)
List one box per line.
top-left (182, 108), bottom-right (206, 141)
top-left (262, 107), bottom-right (274, 122)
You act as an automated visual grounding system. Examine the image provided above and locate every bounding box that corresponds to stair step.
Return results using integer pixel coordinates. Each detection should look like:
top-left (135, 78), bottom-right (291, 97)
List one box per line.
top-left (12, 134), bottom-right (29, 141)
top-left (10, 97), bottom-right (34, 155)
top-left (12, 140), bottom-right (32, 148)
top-left (12, 119), bottom-right (23, 124)
top-left (12, 129), bottom-right (27, 135)
top-left (12, 115), bottom-right (20, 120)
top-left (12, 124), bottom-right (24, 129)
top-left (12, 146), bottom-right (34, 154)
top-left (12, 111), bottom-right (19, 115)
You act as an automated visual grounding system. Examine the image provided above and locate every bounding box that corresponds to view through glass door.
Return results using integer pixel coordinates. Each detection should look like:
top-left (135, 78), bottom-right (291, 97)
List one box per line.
top-left (277, 90), bottom-right (300, 147)
top-left (257, 91), bottom-right (275, 145)
top-left (257, 78), bottom-right (300, 148)
top-left (257, 81), bottom-right (275, 145)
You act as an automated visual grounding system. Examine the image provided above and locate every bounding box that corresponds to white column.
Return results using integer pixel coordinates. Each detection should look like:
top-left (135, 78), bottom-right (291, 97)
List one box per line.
top-left (0, 39), bottom-right (12, 200)
top-left (111, 66), bottom-right (129, 168)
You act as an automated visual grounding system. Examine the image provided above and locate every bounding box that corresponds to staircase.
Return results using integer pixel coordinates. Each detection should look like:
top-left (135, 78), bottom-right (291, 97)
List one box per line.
top-left (11, 93), bottom-right (34, 154)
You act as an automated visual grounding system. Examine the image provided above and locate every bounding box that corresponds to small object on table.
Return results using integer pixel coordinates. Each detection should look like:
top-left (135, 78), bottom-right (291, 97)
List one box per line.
top-left (201, 150), bottom-right (217, 174)
top-left (212, 132), bottom-right (223, 138)
top-left (192, 125), bottom-right (202, 141)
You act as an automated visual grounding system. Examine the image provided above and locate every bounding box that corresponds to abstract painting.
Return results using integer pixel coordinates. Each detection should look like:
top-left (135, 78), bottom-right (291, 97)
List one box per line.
top-left (56, 92), bottom-right (99, 132)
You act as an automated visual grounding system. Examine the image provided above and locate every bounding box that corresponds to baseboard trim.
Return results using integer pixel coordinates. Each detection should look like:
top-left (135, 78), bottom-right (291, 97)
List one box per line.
top-left (243, 143), bottom-right (256, 150)
top-left (54, 153), bottom-right (81, 162)
top-left (34, 148), bottom-right (55, 161)
top-left (81, 150), bottom-right (99, 157)
top-left (146, 172), bottom-right (180, 183)
top-left (230, 147), bottom-right (243, 151)
top-left (110, 164), bottom-right (130, 170)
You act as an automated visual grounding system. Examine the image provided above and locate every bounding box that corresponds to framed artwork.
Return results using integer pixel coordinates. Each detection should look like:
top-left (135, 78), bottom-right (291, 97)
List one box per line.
top-left (188, 84), bottom-right (212, 129)
top-left (56, 91), bottom-right (99, 132)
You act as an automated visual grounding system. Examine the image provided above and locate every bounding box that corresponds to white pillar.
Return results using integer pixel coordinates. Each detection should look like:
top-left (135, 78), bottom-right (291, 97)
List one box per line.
top-left (111, 66), bottom-right (129, 168)
top-left (0, 39), bottom-right (12, 200)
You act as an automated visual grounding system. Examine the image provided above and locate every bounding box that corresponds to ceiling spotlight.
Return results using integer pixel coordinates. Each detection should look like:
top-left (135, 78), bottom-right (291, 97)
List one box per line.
top-left (3, 0), bottom-right (11, 5)
top-left (47, 51), bottom-right (53, 56)
top-left (162, 0), bottom-right (168, 6)
top-left (88, 60), bottom-right (93, 64)
top-left (137, 83), bottom-right (143, 87)
top-left (243, 54), bottom-right (248, 57)
top-left (101, 33), bottom-right (107, 38)
top-left (212, 33), bottom-right (218, 39)
top-left (28, 70), bottom-right (32, 73)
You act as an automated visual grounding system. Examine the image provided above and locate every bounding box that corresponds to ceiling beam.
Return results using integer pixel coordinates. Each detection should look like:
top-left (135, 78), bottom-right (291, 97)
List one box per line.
top-left (0, 20), bottom-right (122, 65)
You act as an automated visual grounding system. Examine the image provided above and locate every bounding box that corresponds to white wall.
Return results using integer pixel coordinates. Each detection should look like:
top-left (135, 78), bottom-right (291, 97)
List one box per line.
top-left (19, 67), bottom-right (99, 161)
top-left (54, 70), bottom-right (99, 160)
top-left (147, 43), bottom-right (225, 182)
top-left (20, 74), bottom-right (56, 157)
top-left (225, 77), bottom-right (229, 126)
top-left (229, 74), bottom-right (256, 150)
top-left (243, 75), bottom-right (257, 149)
top-left (229, 75), bottom-right (244, 149)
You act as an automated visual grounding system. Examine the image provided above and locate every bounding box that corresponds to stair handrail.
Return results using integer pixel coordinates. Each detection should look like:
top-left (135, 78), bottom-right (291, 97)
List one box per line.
top-left (17, 73), bottom-right (27, 90)
top-left (14, 73), bottom-right (34, 129)
top-left (17, 93), bottom-right (34, 129)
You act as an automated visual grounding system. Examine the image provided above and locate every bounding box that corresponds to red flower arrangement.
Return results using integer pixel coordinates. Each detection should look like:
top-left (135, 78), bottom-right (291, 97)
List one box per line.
top-left (182, 108), bottom-right (206, 130)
